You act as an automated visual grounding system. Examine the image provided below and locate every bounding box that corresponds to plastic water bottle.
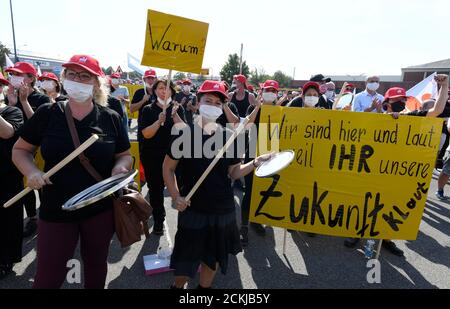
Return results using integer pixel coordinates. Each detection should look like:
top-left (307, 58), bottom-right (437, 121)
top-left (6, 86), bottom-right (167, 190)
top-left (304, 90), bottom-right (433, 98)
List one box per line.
top-left (364, 240), bottom-right (376, 259)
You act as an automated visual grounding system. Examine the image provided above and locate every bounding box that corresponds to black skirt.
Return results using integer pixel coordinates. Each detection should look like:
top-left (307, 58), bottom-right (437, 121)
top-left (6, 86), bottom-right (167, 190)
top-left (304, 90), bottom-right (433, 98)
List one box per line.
top-left (0, 180), bottom-right (24, 264)
top-left (170, 208), bottom-right (242, 278)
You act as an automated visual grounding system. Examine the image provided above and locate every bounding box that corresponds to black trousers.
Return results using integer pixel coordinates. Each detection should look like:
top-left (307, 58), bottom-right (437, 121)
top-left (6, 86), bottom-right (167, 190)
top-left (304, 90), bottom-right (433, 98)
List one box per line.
top-left (141, 151), bottom-right (166, 225)
top-left (0, 180), bottom-right (24, 264)
top-left (241, 156), bottom-right (254, 227)
top-left (23, 190), bottom-right (37, 218)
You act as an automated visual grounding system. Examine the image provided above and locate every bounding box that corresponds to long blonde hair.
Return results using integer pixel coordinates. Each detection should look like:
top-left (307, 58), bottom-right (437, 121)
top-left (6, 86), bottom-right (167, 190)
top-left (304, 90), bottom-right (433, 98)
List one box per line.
top-left (60, 69), bottom-right (109, 107)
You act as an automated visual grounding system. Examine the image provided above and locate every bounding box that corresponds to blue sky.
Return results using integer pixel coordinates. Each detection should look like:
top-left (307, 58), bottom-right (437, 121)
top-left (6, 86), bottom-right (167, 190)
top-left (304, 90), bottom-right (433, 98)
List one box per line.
top-left (1, 0), bottom-right (449, 78)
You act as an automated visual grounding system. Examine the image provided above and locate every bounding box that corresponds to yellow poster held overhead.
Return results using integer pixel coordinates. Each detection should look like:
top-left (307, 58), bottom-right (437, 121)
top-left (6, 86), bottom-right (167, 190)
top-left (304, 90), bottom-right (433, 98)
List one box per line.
top-left (141, 10), bottom-right (209, 73)
top-left (250, 106), bottom-right (442, 240)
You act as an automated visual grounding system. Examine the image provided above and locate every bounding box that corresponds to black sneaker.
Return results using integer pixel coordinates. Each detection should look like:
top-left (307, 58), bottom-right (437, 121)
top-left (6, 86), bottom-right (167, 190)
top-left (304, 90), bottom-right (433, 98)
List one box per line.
top-left (240, 226), bottom-right (249, 247)
top-left (382, 240), bottom-right (404, 257)
top-left (344, 238), bottom-right (360, 248)
top-left (250, 223), bottom-right (266, 236)
top-left (153, 222), bottom-right (164, 236)
top-left (23, 219), bottom-right (37, 238)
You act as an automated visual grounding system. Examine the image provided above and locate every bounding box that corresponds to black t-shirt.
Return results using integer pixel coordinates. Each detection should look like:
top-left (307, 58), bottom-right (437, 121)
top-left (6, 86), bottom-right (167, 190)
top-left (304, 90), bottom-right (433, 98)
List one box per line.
top-left (231, 91), bottom-right (251, 118)
top-left (107, 95), bottom-right (125, 120)
top-left (175, 92), bottom-right (197, 124)
top-left (0, 106), bottom-right (24, 190)
top-left (216, 102), bottom-right (239, 128)
top-left (19, 102), bottom-right (131, 223)
top-left (167, 122), bottom-right (241, 213)
top-left (132, 88), bottom-right (157, 142)
top-left (139, 102), bottom-right (186, 156)
top-left (6, 90), bottom-right (51, 120)
top-left (289, 96), bottom-right (303, 108)
top-left (55, 94), bottom-right (68, 103)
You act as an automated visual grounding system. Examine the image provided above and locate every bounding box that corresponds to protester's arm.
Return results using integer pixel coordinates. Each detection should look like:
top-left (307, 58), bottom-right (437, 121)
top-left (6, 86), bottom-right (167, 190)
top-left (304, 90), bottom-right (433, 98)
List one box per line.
top-left (228, 153), bottom-right (273, 180)
top-left (0, 114), bottom-right (14, 139)
top-left (130, 91), bottom-right (150, 113)
top-left (426, 75), bottom-right (449, 118)
top-left (223, 103), bottom-right (240, 125)
top-left (111, 150), bottom-right (132, 176)
top-left (19, 85), bottom-right (34, 119)
top-left (163, 155), bottom-right (190, 212)
top-left (13, 138), bottom-right (52, 190)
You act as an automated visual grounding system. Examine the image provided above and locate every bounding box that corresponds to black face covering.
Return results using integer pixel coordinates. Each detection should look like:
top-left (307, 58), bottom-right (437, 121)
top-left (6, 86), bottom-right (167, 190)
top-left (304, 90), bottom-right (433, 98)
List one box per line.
top-left (391, 101), bottom-right (406, 113)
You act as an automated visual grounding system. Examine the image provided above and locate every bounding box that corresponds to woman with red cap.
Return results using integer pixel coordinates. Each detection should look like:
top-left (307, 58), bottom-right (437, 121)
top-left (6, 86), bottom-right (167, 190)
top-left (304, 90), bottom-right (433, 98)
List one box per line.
top-left (287, 82), bottom-right (322, 108)
top-left (0, 76), bottom-right (24, 280)
top-left (39, 72), bottom-right (64, 103)
top-left (175, 79), bottom-right (197, 124)
top-left (6, 63), bottom-right (51, 238)
top-left (12, 54), bottom-right (132, 289)
top-left (163, 80), bottom-right (271, 289)
top-left (139, 79), bottom-right (186, 235)
top-left (5, 62), bottom-right (50, 120)
top-left (229, 74), bottom-right (256, 119)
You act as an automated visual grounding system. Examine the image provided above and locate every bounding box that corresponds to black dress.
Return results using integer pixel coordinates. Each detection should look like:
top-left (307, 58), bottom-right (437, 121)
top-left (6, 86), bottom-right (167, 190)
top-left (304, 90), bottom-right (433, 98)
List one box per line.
top-left (167, 122), bottom-right (243, 278)
top-left (0, 105), bottom-right (24, 265)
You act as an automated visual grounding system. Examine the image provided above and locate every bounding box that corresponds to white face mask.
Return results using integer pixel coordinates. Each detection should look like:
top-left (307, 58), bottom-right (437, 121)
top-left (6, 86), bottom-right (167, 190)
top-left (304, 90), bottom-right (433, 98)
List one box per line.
top-left (157, 97), bottom-right (172, 106)
top-left (183, 85), bottom-right (191, 93)
top-left (10, 76), bottom-right (24, 89)
top-left (63, 80), bottom-right (94, 103)
top-left (199, 104), bottom-right (223, 121)
top-left (367, 82), bottom-right (380, 91)
top-left (262, 92), bottom-right (277, 103)
top-left (304, 96), bottom-right (319, 107)
top-left (41, 80), bottom-right (56, 92)
top-left (325, 91), bottom-right (335, 100)
top-left (145, 82), bottom-right (153, 90)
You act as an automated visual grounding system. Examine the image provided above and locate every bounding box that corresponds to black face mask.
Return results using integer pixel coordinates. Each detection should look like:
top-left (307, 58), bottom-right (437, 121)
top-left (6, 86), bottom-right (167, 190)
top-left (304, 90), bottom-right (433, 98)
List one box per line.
top-left (391, 101), bottom-right (406, 113)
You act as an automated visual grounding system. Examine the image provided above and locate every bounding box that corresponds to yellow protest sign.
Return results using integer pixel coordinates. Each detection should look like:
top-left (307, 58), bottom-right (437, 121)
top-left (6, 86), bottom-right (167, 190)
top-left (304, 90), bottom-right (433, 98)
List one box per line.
top-left (141, 10), bottom-right (209, 73)
top-left (250, 106), bottom-right (442, 240)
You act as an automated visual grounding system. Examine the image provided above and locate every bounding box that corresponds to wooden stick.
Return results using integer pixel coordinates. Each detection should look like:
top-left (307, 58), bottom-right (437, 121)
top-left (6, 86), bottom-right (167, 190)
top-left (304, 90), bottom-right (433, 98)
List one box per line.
top-left (332, 82), bottom-right (349, 110)
top-left (186, 117), bottom-right (250, 202)
top-left (3, 134), bottom-right (99, 208)
top-left (283, 229), bottom-right (288, 255)
top-left (375, 239), bottom-right (383, 260)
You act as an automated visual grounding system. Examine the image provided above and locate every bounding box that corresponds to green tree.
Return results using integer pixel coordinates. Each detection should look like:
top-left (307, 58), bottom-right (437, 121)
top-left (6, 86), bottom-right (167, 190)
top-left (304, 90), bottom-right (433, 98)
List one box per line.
top-left (220, 53), bottom-right (250, 85)
top-left (0, 42), bottom-right (12, 68)
top-left (273, 70), bottom-right (293, 88)
top-left (249, 68), bottom-right (272, 88)
top-left (173, 72), bottom-right (187, 81)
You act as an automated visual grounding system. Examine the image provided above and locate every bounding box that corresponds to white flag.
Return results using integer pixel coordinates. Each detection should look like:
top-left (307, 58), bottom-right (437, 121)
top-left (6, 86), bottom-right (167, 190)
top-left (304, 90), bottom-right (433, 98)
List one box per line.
top-left (405, 72), bottom-right (438, 111)
top-left (5, 54), bottom-right (14, 69)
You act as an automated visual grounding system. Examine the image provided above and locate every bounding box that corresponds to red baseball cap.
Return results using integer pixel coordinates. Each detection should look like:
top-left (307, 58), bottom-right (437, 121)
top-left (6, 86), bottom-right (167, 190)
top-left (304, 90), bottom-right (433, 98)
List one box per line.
top-left (181, 79), bottom-right (192, 85)
top-left (346, 83), bottom-right (355, 88)
top-left (110, 73), bottom-right (121, 79)
top-left (197, 80), bottom-right (228, 101)
top-left (233, 74), bottom-right (247, 85)
top-left (384, 87), bottom-right (407, 102)
top-left (38, 72), bottom-right (59, 82)
top-left (62, 55), bottom-right (104, 77)
top-left (0, 72), bottom-right (10, 86)
top-left (303, 82), bottom-right (321, 94)
top-left (144, 69), bottom-right (157, 78)
top-left (5, 62), bottom-right (37, 77)
top-left (263, 80), bottom-right (279, 91)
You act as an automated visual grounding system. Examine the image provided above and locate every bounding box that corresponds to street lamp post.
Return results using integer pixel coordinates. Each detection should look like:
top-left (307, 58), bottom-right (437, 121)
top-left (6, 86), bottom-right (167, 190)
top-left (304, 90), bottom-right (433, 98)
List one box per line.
top-left (9, 0), bottom-right (19, 62)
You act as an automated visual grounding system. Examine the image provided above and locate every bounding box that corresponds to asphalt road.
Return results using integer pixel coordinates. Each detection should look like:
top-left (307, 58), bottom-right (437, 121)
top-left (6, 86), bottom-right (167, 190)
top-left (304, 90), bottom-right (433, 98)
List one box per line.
top-left (1, 123), bottom-right (449, 289)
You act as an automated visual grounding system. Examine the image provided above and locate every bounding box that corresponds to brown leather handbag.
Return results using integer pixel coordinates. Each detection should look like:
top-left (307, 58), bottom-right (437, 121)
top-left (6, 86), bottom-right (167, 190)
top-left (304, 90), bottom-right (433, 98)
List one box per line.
top-left (63, 102), bottom-right (152, 248)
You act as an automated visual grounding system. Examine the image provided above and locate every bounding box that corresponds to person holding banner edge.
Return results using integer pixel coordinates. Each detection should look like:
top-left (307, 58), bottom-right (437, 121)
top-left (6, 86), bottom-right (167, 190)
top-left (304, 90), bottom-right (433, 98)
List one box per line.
top-left (163, 80), bottom-right (272, 289)
top-left (12, 54), bottom-right (132, 289)
top-left (344, 74), bottom-right (449, 255)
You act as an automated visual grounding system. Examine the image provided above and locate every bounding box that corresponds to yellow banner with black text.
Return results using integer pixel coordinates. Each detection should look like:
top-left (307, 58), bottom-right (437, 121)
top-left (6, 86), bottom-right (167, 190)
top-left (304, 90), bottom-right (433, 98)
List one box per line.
top-left (250, 106), bottom-right (442, 240)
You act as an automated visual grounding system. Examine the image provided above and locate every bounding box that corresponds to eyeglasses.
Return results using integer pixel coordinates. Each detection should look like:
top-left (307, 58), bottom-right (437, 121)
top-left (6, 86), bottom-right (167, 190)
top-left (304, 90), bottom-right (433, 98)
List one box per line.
top-left (65, 70), bottom-right (94, 82)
